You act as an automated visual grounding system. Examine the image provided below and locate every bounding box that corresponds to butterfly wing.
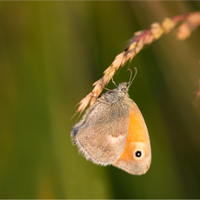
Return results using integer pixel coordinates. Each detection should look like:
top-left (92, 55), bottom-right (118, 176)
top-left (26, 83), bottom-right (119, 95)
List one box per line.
top-left (71, 99), bottom-right (130, 165)
top-left (112, 100), bottom-right (151, 175)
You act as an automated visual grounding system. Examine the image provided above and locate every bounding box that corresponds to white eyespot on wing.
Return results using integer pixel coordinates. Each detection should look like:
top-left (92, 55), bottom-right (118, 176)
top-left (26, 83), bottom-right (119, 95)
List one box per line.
top-left (133, 142), bottom-right (147, 160)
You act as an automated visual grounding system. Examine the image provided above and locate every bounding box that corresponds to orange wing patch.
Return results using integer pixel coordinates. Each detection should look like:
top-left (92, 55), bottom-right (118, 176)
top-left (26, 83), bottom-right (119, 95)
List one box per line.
top-left (116, 108), bottom-right (148, 162)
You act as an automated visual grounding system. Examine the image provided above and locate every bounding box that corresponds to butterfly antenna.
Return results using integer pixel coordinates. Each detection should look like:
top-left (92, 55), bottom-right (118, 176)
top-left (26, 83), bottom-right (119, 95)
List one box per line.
top-left (128, 67), bottom-right (137, 88)
top-left (112, 77), bottom-right (118, 88)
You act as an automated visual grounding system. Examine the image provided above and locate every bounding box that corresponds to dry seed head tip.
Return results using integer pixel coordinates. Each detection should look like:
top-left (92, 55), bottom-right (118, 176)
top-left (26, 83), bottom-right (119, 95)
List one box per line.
top-left (75, 11), bottom-right (200, 116)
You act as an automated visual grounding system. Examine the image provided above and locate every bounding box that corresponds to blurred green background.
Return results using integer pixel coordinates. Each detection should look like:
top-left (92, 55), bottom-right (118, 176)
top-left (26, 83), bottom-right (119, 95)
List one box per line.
top-left (0, 1), bottom-right (200, 199)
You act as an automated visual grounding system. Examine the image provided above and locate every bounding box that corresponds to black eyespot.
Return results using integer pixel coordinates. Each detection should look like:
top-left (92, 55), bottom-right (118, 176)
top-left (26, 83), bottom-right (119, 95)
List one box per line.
top-left (135, 151), bottom-right (142, 158)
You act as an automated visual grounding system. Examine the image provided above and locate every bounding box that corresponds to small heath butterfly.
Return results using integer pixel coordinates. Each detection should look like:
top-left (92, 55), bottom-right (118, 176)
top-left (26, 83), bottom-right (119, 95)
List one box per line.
top-left (71, 70), bottom-right (151, 175)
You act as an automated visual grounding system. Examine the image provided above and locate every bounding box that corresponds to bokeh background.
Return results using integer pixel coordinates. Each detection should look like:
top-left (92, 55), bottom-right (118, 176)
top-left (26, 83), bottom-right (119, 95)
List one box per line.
top-left (0, 1), bottom-right (200, 199)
